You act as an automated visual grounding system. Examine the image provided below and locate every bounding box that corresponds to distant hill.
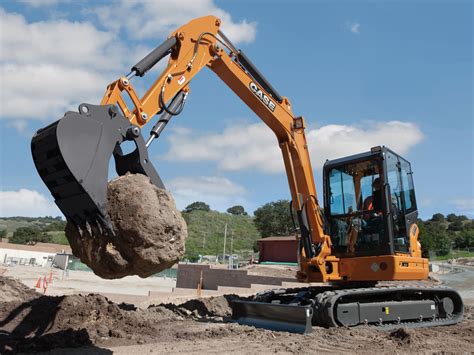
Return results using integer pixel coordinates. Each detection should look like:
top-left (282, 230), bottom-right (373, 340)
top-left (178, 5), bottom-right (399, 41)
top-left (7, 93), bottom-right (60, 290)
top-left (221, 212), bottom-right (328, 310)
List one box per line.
top-left (181, 210), bottom-right (260, 261)
top-left (0, 216), bottom-right (59, 233)
top-left (0, 216), bottom-right (68, 245)
top-left (0, 212), bottom-right (261, 260)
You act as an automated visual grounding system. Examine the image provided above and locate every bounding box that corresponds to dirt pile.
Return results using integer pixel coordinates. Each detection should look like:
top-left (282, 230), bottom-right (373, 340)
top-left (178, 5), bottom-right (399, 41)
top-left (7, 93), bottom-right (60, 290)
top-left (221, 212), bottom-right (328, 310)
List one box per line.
top-left (245, 264), bottom-right (297, 278)
top-left (0, 276), bottom-right (237, 352)
top-left (155, 294), bottom-right (240, 319)
top-left (449, 257), bottom-right (474, 266)
top-left (65, 173), bottom-right (187, 279)
top-left (388, 328), bottom-right (417, 345)
top-left (0, 276), bottom-right (38, 303)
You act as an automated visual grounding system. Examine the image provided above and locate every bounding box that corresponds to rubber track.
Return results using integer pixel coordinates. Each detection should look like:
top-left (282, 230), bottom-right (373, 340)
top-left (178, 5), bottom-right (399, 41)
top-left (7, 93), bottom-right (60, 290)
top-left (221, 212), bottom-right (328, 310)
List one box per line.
top-left (312, 285), bottom-right (464, 329)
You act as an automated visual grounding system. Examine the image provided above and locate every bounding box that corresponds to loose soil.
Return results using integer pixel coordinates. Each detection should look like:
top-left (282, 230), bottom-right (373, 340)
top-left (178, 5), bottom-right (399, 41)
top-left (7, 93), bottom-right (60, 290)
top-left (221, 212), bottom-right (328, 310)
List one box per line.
top-left (245, 264), bottom-right (298, 279)
top-left (449, 257), bottom-right (474, 267)
top-left (65, 173), bottom-right (187, 279)
top-left (0, 276), bottom-right (472, 354)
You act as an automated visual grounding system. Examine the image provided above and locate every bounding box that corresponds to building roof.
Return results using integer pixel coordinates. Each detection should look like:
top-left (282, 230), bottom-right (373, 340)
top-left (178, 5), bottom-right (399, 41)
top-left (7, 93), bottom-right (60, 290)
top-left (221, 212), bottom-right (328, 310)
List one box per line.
top-left (0, 241), bottom-right (72, 254)
top-left (257, 236), bottom-right (296, 242)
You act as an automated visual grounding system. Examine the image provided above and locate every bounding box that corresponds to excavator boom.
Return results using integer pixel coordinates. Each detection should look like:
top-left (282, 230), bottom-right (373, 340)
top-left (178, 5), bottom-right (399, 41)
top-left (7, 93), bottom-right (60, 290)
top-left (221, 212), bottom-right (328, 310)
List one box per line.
top-left (32, 15), bottom-right (329, 269)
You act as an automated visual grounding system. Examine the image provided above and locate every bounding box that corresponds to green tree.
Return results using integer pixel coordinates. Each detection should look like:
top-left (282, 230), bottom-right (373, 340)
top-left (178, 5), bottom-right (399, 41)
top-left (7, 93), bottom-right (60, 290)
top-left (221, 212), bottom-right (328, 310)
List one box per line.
top-left (227, 205), bottom-right (247, 216)
top-left (446, 213), bottom-right (457, 222)
top-left (417, 220), bottom-right (432, 257)
top-left (254, 200), bottom-right (294, 237)
top-left (448, 220), bottom-right (464, 232)
top-left (0, 229), bottom-right (6, 239)
top-left (10, 227), bottom-right (52, 245)
top-left (425, 222), bottom-right (452, 256)
top-left (454, 230), bottom-right (474, 249)
top-left (41, 220), bottom-right (66, 232)
top-left (464, 221), bottom-right (474, 230)
top-left (431, 213), bottom-right (445, 222)
top-left (184, 201), bottom-right (210, 213)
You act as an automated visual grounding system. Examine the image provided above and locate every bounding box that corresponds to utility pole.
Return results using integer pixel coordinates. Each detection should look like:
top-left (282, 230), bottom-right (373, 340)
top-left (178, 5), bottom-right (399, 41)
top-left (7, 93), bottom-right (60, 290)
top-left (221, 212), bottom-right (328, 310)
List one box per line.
top-left (229, 230), bottom-right (234, 269)
top-left (222, 223), bottom-right (227, 262)
top-left (216, 233), bottom-right (220, 263)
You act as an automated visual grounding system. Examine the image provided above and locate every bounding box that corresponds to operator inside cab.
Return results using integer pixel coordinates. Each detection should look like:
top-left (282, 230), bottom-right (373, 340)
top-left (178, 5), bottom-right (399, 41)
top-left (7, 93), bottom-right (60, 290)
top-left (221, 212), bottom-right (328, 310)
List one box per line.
top-left (363, 177), bottom-right (383, 215)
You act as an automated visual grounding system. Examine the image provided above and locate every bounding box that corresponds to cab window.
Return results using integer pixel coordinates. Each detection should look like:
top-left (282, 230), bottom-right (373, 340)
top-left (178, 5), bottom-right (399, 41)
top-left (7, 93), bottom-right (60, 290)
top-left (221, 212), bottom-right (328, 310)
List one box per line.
top-left (400, 160), bottom-right (416, 213)
top-left (327, 160), bottom-right (386, 256)
top-left (329, 168), bottom-right (357, 215)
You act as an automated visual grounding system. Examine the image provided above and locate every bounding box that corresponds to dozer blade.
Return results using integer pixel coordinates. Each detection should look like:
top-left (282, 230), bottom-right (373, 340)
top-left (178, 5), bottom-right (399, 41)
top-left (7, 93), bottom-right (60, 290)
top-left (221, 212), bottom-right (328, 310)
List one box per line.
top-left (232, 300), bottom-right (313, 334)
top-left (31, 103), bottom-right (163, 235)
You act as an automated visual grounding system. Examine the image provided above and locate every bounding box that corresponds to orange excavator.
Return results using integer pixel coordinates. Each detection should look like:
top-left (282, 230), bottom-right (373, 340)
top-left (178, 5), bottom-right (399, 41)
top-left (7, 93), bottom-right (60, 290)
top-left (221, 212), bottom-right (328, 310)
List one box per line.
top-left (31, 16), bottom-right (463, 333)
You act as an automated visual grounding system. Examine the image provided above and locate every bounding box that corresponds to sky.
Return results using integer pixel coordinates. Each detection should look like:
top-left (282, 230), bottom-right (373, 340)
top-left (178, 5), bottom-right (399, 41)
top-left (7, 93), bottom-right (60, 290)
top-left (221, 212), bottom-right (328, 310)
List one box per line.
top-left (0, 0), bottom-right (472, 220)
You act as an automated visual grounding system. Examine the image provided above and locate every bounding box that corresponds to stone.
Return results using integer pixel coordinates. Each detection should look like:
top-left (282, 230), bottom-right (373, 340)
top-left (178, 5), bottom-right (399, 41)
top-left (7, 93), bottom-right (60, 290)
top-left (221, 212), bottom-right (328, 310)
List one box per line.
top-left (65, 173), bottom-right (187, 279)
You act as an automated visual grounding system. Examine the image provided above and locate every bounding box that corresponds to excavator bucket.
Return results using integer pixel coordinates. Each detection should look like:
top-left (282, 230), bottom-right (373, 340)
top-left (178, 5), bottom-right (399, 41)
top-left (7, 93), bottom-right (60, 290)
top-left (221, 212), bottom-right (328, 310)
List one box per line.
top-left (31, 103), bottom-right (163, 235)
top-left (232, 300), bottom-right (313, 334)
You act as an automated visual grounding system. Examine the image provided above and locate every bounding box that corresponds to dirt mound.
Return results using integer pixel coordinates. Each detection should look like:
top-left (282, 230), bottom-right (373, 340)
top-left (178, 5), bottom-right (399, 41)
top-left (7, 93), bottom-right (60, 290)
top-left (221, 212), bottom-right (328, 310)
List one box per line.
top-left (0, 276), bottom-right (38, 303)
top-left (450, 257), bottom-right (474, 266)
top-left (156, 294), bottom-right (241, 318)
top-left (0, 280), bottom-right (245, 353)
top-left (66, 173), bottom-right (187, 279)
top-left (389, 328), bottom-right (415, 345)
top-left (0, 292), bottom-right (173, 353)
top-left (245, 264), bottom-right (297, 278)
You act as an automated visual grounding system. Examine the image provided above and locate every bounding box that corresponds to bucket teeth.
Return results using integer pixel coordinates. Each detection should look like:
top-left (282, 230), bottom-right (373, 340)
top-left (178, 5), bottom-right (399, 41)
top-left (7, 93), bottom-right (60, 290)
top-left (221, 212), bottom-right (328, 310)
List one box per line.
top-left (85, 221), bottom-right (93, 236)
top-left (75, 224), bottom-right (83, 238)
top-left (95, 219), bottom-right (104, 235)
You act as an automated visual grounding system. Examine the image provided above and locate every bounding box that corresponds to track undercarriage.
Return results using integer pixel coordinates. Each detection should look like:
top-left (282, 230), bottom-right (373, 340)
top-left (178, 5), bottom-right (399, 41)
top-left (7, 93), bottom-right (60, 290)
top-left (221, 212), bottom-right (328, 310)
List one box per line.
top-left (232, 285), bottom-right (464, 333)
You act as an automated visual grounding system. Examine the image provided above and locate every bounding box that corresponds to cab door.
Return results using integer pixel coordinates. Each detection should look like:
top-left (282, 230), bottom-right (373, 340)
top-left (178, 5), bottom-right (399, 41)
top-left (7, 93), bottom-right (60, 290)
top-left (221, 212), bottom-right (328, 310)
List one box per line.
top-left (385, 151), bottom-right (418, 253)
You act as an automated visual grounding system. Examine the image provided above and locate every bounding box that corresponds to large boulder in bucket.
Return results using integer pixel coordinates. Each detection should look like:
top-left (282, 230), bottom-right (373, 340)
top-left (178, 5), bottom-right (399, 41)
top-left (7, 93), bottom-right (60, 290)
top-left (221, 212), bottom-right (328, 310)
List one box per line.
top-left (65, 173), bottom-right (187, 279)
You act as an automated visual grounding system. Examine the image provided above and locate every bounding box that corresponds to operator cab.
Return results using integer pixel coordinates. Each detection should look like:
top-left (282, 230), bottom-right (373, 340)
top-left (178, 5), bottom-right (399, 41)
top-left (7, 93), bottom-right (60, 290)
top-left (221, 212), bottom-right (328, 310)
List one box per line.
top-left (323, 146), bottom-right (418, 257)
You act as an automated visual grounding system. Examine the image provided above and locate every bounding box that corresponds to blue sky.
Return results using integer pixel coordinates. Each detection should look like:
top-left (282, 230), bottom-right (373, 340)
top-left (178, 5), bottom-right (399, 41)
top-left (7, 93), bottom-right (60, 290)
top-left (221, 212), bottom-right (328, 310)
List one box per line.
top-left (0, 0), bottom-right (472, 219)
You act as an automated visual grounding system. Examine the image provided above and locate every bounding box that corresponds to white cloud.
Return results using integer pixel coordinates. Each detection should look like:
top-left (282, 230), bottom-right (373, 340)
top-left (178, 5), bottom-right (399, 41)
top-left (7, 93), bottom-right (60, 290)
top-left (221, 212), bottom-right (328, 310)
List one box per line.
top-left (0, 4), bottom-right (255, 128)
top-left (0, 64), bottom-right (108, 119)
top-left (0, 189), bottom-right (61, 217)
top-left (165, 121), bottom-right (423, 173)
top-left (0, 8), bottom-right (130, 122)
top-left (167, 176), bottom-right (247, 211)
top-left (451, 197), bottom-right (474, 215)
top-left (0, 10), bottom-right (124, 70)
top-left (165, 123), bottom-right (281, 173)
top-left (93, 0), bottom-right (257, 44)
top-left (18, 0), bottom-right (59, 7)
top-left (348, 22), bottom-right (360, 34)
top-left (307, 121), bottom-right (423, 168)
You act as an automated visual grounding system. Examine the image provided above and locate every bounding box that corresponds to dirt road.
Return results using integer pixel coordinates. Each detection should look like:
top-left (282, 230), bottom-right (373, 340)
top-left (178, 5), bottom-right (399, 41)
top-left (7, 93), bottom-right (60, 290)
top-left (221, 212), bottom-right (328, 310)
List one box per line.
top-left (435, 262), bottom-right (474, 304)
top-left (1, 276), bottom-right (472, 354)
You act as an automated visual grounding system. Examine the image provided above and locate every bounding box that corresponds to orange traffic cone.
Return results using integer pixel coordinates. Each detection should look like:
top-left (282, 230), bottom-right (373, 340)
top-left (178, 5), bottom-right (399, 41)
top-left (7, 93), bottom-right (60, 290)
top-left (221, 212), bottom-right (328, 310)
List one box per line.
top-left (48, 271), bottom-right (53, 284)
top-left (35, 277), bottom-right (42, 288)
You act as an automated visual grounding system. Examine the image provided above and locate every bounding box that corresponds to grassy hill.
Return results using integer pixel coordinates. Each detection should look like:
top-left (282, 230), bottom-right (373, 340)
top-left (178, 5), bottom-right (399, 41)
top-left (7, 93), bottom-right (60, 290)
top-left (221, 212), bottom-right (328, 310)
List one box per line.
top-left (182, 210), bottom-right (260, 261)
top-left (0, 212), bottom-right (261, 260)
top-left (0, 217), bottom-right (68, 244)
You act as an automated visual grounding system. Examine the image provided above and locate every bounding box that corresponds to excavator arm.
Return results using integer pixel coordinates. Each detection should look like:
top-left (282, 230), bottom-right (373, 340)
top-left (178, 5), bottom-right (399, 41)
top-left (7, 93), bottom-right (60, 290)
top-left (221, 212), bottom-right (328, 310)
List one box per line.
top-left (31, 15), bottom-right (335, 281)
top-left (98, 15), bottom-right (334, 282)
